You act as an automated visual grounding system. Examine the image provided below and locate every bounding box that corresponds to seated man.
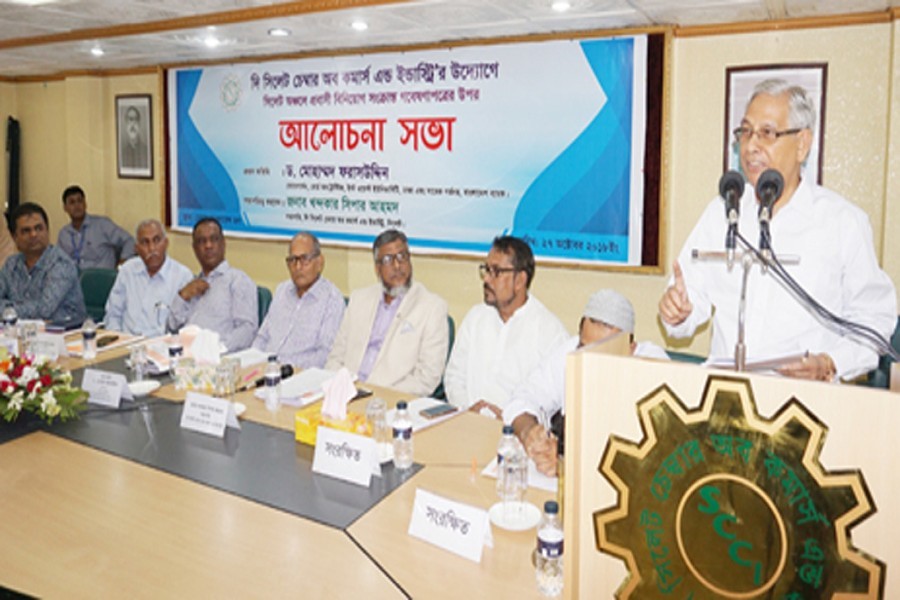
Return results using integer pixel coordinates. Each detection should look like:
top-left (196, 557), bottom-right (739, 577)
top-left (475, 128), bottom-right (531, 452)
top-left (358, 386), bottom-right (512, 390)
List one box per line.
top-left (166, 218), bottom-right (257, 352)
top-left (105, 219), bottom-right (193, 336)
top-left (504, 289), bottom-right (669, 476)
top-left (253, 232), bottom-right (345, 368)
top-left (0, 202), bottom-right (86, 326)
top-left (56, 185), bottom-right (135, 270)
top-left (444, 235), bottom-right (568, 418)
top-left (326, 229), bottom-right (448, 396)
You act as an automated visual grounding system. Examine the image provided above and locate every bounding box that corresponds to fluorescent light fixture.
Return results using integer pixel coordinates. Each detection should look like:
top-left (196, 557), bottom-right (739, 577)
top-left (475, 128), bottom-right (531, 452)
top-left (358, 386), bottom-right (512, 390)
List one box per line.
top-left (268, 27), bottom-right (290, 37)
top-left (351, 19), bottom-right (368, 32)
top-left (90, 46), bottom-right (104, 57)
top-left (6, 0), bottom-right (59, 5)
top-left (551, 0), bottom-right (571, 12)
top-left (204, 35), bottom-right (221, 48)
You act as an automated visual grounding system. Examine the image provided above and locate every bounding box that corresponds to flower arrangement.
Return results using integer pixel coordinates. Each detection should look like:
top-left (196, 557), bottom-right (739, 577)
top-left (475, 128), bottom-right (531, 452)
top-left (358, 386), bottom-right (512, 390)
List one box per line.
top-left (0, 354), bottom-right (87, 424)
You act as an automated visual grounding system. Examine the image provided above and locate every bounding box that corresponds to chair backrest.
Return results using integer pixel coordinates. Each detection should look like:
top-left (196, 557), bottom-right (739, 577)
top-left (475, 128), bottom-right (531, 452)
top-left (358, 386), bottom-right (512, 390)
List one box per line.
top-left (432, 314), bottom-right (456, 400)
top-left (869, 316), bottom-right (900, 388)
top-left (79, 268), bottom-right (118, 323)
top-left (257, 286), bottom-right (273, 324)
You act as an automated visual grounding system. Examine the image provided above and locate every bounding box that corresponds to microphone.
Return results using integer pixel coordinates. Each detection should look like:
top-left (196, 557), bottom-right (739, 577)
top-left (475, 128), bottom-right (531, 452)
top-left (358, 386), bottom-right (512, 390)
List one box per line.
top-left (755, 169), bottom-right (784, 266)
top-left (237, 364), bottom-right (294, 392)
top-left (719, 170), bottom-right (744, 269)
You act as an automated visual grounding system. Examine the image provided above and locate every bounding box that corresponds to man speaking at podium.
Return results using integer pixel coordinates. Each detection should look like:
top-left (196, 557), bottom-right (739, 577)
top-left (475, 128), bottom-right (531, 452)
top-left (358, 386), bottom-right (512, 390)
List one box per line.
top-left (659, 79), bottom-right (896, 382)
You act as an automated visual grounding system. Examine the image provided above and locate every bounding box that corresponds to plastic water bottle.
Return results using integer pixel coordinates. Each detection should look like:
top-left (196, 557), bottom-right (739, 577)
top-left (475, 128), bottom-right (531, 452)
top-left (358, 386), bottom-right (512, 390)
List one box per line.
top-left (82, 317), bottom-right (97, 361)
top-left (392, 400), bottom-right (413, 470)
top-left (264, 354), bottom-right (282, 412)
top-left (2, 306), bottom-right (17, 340)
top-left (536, 500), bottom-right (564, 597)
top-left (496, 424), bottom-right (527, 505)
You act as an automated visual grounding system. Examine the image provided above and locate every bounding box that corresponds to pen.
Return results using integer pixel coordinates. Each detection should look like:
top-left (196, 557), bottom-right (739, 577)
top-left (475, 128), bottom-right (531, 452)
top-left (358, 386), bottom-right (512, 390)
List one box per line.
top-left (242, 368), bottom-right (261, 382)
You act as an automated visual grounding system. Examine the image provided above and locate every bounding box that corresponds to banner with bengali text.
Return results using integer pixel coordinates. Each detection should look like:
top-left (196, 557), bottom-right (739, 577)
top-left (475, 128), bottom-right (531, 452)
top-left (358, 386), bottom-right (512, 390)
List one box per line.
top-left (166, 35), bottom-right (648, 265)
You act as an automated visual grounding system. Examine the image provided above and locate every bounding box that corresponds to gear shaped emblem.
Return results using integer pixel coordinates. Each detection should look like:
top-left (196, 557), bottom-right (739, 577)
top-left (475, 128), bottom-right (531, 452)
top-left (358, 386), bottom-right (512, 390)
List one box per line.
top-left (594, 376), bottom-right (883, 598)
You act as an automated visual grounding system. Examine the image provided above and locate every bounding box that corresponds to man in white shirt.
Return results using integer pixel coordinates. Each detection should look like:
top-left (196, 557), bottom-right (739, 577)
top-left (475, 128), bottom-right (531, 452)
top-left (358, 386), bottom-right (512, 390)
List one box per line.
top-left (504, 289), bottom-right (669, 476)
top-left (444, 235), bottom-right (568, 418)
top-left (105, 219), bottom-right (193, 336)
top-left (659, 78), bottom-right (896, 382)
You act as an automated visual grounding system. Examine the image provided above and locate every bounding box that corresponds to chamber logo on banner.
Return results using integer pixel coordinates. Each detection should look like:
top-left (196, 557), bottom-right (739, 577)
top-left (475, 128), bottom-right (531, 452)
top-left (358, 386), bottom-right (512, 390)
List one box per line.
top-left (594, 377), bottom-right (882, 599)
top-left (220, 73), bottom-right (242, 111)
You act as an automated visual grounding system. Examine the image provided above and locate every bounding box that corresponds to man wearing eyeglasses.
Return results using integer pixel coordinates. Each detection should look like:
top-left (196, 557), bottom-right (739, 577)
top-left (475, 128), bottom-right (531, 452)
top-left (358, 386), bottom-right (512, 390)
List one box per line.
top-left (105, 219), bottom-right (193, 336)
top-left (166, 218), bottom-right (258, 352)
top-left (253, 232), bottom-right (345, 368)
top-left (444, 236), bottom-right (568, 418)
top-left (326, 228), bottom-right (448, 395)
top-left (659, 78), bottom-right (896, 382)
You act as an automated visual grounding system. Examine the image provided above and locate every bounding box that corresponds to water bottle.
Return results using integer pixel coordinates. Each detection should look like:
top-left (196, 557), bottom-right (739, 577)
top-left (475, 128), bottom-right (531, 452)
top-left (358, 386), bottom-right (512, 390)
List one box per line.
top-left (392, 400), bottom-right (413, 470)
top-left (264, 354), bottom-right (282, 412)
top-left (536, 500), bottom-right (564, 597)
top-left (496, 424), bottom-right (527, 505)
top-left (2, 306), bottom-right (17, 340)
top-left (82, 317), bottom-right (97, 361)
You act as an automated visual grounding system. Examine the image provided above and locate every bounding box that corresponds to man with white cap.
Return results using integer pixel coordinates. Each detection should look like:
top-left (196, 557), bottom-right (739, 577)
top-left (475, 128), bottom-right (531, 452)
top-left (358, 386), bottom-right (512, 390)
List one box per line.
top-left (503, 289), bottom-right (668, 476)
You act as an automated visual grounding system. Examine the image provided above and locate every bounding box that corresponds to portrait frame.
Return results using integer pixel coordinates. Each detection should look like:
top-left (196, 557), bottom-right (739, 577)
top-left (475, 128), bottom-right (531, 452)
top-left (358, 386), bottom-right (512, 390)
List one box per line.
top-left (724, 63), bottom-right (827, 185)
top-left (116, 94), bottom-right (153, 179)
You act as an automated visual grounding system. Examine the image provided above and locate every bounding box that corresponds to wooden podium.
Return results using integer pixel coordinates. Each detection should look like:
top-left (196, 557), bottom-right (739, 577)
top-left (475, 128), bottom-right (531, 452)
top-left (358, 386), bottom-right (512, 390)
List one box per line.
top-left (563, 339), bottom-right (898, 598)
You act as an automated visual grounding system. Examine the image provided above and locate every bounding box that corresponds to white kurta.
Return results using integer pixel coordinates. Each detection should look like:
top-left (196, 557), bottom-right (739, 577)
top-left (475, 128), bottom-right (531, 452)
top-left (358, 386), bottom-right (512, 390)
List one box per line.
top-left (664, 177), bottom-right (897, 381)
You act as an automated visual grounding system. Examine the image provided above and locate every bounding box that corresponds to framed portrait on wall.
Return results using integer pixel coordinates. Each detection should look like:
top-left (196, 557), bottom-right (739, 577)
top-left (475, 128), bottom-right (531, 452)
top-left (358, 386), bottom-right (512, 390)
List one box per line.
top-left (116, 94), bottom-right (153, 179)
top-left (724, 63), bottom-right (827, 184)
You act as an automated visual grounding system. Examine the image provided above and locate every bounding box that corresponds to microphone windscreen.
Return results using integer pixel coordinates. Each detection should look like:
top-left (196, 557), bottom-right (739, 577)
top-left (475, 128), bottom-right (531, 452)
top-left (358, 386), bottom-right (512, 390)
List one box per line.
top-left (756, 168), bottom-right (784, 205)
top-left (719, 170), bottom-right (745, 202)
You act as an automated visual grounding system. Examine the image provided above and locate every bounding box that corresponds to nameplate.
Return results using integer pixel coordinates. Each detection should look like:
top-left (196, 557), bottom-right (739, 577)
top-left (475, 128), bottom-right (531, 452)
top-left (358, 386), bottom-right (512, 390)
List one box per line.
top-left (30, 334), bottom-right (66, 360)
top-left (312, 426), bottom-right (379, 487)
top-left (83, 369), bottom-right (131, 408)
top-left (407, 488), bottom-right (493, 563)
top-left (180, 392), bottom-right (241, 438)
top-left (0, 336), bottom-right (17, 357)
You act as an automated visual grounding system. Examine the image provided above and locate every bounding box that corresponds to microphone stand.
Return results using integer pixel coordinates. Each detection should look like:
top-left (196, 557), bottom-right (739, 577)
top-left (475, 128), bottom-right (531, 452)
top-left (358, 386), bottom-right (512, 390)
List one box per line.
top-left (691, 244), bottom-right (799, 372)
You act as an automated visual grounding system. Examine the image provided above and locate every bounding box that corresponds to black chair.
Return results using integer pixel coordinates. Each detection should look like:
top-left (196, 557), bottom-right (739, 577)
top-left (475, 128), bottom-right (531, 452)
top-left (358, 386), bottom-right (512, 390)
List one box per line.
top-left (432, 315), bottom-right (456, 400)
top-left (866, 316), bottom-right (900, 388)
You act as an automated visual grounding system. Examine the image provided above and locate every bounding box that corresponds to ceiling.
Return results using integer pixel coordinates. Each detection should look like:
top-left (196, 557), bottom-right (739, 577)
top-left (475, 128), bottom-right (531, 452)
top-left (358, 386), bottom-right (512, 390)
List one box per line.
top-left (0, 0), bottom-right (899, 79)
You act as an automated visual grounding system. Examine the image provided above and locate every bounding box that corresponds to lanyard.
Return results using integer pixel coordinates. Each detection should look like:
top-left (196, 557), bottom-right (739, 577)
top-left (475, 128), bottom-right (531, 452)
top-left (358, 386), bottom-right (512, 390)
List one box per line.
top-left (68, 224), bottom-right (87, 266)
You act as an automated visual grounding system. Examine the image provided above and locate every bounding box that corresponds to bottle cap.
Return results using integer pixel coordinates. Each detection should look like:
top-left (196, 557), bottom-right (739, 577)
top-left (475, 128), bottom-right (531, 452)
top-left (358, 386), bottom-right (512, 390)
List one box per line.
top-left (397, 400), bottom-right (408, 410)
top-left (502, 424), bottom-right (514, 435)
top-left (544, 500), bottom-right (559, 514)
top-left (267, 354), bottom-right (278, 362)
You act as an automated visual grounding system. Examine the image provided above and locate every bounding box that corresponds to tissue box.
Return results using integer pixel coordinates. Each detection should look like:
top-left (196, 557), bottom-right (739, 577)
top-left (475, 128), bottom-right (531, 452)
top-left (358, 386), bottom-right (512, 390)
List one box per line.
top-left (294, 402), bottom-right (371, 446)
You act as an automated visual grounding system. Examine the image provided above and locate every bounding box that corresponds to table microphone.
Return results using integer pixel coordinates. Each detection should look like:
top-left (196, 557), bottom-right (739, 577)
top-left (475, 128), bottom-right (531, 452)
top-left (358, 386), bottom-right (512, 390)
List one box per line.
top-left (237, 364), bottom-right (294, 392)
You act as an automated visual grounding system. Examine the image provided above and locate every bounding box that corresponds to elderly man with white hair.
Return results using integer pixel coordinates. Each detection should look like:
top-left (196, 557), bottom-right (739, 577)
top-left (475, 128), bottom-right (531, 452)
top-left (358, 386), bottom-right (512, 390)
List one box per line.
top-left (503, 289), bottom-right (668, 476)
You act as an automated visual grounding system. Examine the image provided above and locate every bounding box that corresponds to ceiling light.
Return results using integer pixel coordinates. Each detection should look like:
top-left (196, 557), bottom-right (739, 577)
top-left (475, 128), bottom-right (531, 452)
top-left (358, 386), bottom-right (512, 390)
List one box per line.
top-left (7, 0), bottom-right (59, 5)
top-left (551, 1), bottom-right (571, 12)
top-left (90, 46), bottom-right (104, 57)
top-left (268, 27), bottom-right (290, 37)
top-left (351, 19), bottom-right (368, 32)
top-left (204, 36), bottom-right (221, 49)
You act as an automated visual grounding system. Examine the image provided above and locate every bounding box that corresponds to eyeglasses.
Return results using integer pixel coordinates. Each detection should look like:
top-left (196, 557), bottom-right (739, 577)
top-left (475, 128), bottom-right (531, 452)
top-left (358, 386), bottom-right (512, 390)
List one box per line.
top-left (376, 251), bottom-right (410, 266)
top-left (478, 263), bottom-right (517, 279)
top-left (285, 252), bottom-right (320, 267)
top-left (732, 124), bottom-right (802, 145)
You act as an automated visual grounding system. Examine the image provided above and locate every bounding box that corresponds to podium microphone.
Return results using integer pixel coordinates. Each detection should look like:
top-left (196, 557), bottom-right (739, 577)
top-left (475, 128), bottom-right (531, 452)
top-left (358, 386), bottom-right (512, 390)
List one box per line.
top-left (237, 364), bottom-right (294, 392)
top-left (755, 169), bottom-right (784, 268)
top-left (719, 170), bottom-right (744, 269)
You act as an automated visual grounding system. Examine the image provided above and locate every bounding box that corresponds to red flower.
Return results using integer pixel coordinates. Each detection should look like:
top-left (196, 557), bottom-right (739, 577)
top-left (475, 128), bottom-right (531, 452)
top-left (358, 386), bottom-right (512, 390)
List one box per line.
top-left (40, 374), bottom-right (52, 387)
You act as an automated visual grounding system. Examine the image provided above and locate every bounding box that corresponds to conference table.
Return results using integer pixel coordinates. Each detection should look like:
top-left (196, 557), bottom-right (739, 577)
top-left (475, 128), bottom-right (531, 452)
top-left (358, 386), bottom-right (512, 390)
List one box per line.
top-left (0, 341), bottom-right (554, 598)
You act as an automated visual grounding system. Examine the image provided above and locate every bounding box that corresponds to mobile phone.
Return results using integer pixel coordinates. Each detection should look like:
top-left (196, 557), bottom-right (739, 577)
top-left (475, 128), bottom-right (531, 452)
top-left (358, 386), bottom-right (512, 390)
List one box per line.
top-left (353, 387), bottom-right (374, 400)
top-left (419, 403), bottom-right (458, 420)
top-left (97, 334), bottom-right (120, 348)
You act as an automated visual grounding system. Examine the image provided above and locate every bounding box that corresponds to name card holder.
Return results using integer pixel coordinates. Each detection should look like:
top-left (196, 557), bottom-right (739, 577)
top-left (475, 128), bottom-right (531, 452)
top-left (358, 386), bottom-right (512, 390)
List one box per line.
top-left (180, 392), bottom-right (241, 438)
top-left (407, 488), bottom-right (493, 563)
top-left (83, 368), bottom-right (131, 408)
top-left (312, 426), bottom-right (380, 487)
top-left (31, 333), bottom-right (67, 360)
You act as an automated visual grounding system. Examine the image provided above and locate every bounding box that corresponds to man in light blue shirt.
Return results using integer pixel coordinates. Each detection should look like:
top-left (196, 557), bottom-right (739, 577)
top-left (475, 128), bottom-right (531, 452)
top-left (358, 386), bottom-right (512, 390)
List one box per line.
top-left (167, 218), bottom-right (258, 352)
top-left (105, 219), bottom-right (192, 336)
top-left (0, 202), bottom-right (86, 327)
top-left (253, 232), bottom-right (345, 367)
top-left (57, 185), bottom-right (135, 270)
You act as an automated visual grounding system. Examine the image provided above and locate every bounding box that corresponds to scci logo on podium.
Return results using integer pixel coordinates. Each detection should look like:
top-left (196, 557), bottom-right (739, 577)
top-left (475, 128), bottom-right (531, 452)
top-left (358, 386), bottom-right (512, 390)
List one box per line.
top-left (594, 376), bottom-right (883, 599)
